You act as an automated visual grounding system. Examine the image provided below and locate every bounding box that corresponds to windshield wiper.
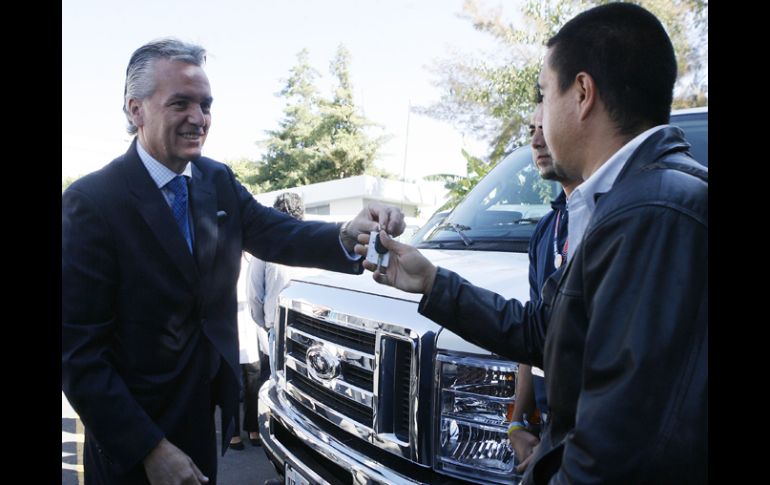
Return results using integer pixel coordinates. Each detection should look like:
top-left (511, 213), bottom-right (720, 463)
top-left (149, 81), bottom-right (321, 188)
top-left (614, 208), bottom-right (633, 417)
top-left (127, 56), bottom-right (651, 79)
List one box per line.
top-left (515, 217), bottom-right (541, 225)
top-left (436, 222), bottom-right (474, 247)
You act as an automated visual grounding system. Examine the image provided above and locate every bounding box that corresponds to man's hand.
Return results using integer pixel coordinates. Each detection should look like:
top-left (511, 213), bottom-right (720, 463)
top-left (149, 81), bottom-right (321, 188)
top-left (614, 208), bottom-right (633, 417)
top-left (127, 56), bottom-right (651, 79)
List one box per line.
top-left (508, 430), bottom-right (540, 474)
top-left (354, 230), bottom-right (437, 295)
top-left (340, 202), bottom-right (406, 252)
top-left (143, 438), bottom-right (209, 485)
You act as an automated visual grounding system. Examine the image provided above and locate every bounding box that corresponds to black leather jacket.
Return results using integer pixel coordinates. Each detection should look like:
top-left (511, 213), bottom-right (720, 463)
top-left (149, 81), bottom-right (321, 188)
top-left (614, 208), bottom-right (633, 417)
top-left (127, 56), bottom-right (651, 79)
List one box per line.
top-left (420, 127), bottom-right (707, 484)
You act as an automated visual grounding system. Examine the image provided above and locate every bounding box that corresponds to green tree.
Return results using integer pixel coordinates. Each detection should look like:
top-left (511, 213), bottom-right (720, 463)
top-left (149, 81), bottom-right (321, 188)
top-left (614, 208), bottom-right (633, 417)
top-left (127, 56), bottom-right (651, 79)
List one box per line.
top-left (425, 149), bottom-right (496, 211)
top-left (313, 45), bottom-right (389, 181)
top-left (421, 0), bottom-right (707, 204)
top-left (256, 46), bottom-right (390, 191)
top-left (256, 49), bottom-right (324, 191)
top-left (419, 0), bottom-right (708, 161)
top-left (225, 158), bottom-right (263, 195)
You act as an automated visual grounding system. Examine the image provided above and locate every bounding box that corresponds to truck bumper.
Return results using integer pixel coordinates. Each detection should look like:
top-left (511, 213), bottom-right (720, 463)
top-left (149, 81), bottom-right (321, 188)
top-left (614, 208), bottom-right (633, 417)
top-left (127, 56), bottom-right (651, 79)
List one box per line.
top-left (258, 380), bottom-right (424, 485)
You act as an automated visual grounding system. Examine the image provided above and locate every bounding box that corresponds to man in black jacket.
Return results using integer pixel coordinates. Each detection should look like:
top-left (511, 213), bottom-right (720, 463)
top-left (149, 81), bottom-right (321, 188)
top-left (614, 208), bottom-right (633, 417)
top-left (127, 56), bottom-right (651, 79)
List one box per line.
top-left (356, 4), bottom-right (707, 484)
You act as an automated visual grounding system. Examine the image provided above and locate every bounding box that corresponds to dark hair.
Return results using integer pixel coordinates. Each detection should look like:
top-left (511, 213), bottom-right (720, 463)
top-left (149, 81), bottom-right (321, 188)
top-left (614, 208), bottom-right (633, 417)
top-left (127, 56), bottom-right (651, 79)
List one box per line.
top-left (123, 38), bottom-right (207, 135)
top-left (546, 3), bottom-right (676, 134)
top-left (273, 192), bottom-right (304, 220)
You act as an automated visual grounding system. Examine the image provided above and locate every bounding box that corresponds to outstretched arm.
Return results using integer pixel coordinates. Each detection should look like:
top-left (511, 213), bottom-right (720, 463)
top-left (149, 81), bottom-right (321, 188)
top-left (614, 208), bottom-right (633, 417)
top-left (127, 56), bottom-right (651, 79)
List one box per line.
top-left (355, 231), bottom-right (548, 366)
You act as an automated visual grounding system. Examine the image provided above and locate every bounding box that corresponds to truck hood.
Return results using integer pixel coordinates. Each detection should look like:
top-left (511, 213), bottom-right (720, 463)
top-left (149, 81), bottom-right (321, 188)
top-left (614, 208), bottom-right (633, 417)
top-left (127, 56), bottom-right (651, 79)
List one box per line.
top-left (292, 248), bottom-right (532, 304)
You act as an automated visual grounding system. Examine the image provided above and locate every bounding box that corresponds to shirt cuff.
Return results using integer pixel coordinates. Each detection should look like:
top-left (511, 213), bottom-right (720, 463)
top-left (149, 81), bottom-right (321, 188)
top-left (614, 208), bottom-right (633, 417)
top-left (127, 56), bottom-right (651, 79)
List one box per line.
top-left (338, 234), bottom-right (362, 261)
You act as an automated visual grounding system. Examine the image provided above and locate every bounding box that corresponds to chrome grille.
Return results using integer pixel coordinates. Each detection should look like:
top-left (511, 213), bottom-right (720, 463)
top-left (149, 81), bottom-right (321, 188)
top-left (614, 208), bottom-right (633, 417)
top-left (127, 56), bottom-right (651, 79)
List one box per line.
top-left (281, 306), bottom-right (417, 459)
top-left (290, 311), bottom-right (376, 352)
top-left (393, 339), bottom-right (411, 440)
top-left (288, 337), bottom-right (374, 392)
top-left (284, 309), bottom-right (378, 427)
top-left (343, 363), bottom-right (374, 392)
top-left (287, 367), bottom-right (373, 425)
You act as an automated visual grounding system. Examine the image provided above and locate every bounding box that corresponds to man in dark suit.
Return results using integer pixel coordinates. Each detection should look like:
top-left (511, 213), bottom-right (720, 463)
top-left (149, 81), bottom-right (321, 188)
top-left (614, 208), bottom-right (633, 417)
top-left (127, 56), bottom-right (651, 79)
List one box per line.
top-left (357, 4), bottom-right (706, 484)
top-left (62, 38), bottom-right (404, 485)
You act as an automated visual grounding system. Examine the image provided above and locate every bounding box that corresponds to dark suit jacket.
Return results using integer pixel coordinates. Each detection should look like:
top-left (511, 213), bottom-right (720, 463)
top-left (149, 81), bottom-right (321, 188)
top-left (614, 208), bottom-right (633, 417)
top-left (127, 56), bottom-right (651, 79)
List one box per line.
top-left (62, 140), bottom-right (362, 477)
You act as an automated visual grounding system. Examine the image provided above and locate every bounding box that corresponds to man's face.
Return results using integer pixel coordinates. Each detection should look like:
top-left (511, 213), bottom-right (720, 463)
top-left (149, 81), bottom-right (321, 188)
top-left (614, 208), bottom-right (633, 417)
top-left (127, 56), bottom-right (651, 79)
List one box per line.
top-left (129, 58), bottom-right (212, 171)
top-left (529, 104), bottom-right (558, 180)
top-left (538, 50), bottom-right (581, 180)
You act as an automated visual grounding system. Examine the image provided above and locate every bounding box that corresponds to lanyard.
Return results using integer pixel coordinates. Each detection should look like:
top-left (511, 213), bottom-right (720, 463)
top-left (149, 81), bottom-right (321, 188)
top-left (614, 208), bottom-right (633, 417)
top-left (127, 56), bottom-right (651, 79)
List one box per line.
top-left (553, 210), bottom-right (569, 268)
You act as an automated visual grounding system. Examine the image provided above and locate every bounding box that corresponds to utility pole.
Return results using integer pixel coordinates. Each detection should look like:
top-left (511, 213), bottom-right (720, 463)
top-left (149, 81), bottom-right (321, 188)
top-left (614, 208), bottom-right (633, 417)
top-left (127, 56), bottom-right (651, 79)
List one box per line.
top-left (401, 100), bottom-right (411, 212)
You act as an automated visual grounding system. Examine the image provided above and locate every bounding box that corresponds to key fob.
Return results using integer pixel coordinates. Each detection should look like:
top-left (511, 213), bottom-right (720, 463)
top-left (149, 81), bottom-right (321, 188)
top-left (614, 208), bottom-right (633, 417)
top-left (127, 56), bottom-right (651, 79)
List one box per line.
top-left (365, 231), bottom-right (390, 268)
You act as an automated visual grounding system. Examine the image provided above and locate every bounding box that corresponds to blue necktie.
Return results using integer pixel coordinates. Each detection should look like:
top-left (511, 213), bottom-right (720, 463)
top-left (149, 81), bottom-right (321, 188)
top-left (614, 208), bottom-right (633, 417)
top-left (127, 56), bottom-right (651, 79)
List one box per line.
top-left (166, 175), bottom-right (192, 253)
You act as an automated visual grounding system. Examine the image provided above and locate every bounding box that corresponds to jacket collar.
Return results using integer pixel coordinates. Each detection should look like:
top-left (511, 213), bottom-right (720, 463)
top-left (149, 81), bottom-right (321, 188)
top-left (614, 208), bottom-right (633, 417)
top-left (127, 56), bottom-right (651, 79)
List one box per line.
top-left (614, 126), bottom-right (697, 187)
top-left (189, 160), bottom-right (218, 283)
top-left (594, 126), bottom-right (702, 204)
top-left (120, 138), bottom-right (218, 287)
top-left (550, 190), bottom-right (567, 212)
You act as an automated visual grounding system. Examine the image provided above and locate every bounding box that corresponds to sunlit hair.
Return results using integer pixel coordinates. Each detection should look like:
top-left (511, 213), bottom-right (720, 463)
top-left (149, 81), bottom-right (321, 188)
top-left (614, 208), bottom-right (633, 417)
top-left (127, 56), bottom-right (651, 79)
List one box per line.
top-left (273, 192), bottom-right (304, 221)
top-left (123, 38), bottom-right (207, 135)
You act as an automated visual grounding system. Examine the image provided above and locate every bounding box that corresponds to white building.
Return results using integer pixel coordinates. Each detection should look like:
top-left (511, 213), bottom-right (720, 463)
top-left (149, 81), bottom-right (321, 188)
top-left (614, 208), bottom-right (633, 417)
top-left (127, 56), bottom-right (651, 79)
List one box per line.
top-left (253, 175), bottom-right (448, 223)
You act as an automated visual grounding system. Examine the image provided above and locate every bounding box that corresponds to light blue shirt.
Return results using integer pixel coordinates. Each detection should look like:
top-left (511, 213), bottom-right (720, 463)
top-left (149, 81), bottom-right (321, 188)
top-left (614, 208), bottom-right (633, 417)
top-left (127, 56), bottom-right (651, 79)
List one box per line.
top-left (136, 140), bottom-right (193, 205)
top-left (136, 140), bottom-right (194, 243)
top-left (566, 125), bottom-right (667, 262)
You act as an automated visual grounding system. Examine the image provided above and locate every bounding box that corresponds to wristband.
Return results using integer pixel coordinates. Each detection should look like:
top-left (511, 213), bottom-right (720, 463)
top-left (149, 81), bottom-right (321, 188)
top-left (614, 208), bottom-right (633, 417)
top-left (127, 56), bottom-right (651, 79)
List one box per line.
top-left (507, 421), bottom-right (526, 433)
top-left (340, 220), bottom-right (357, 250)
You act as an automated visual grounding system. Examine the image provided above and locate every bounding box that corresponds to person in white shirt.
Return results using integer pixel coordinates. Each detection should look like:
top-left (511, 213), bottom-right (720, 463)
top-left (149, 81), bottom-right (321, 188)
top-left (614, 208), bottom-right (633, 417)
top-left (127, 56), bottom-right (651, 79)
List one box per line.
top-left (246, 193), bottom-right (313, 416)
top-left (229, 252), bottom-right (263, 450)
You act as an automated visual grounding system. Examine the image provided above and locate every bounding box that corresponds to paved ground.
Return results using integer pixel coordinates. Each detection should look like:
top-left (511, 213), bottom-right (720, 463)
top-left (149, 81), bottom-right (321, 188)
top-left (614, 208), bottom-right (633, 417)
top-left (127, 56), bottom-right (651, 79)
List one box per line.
top-left (62, 392), bottom-right (282, 485)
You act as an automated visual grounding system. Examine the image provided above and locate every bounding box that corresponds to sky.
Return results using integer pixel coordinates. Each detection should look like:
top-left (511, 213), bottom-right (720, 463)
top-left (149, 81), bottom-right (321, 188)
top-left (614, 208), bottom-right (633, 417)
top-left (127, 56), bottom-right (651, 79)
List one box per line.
top-left (62, 0), bottom-right (509, 182)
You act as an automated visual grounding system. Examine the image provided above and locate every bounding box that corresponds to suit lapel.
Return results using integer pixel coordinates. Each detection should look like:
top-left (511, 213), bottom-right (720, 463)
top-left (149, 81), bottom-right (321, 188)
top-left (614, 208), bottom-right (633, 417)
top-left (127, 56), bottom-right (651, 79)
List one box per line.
top-left (122, 140), bottom-right (199, 287)
top-left (190, 162), bottom-right (218, 280)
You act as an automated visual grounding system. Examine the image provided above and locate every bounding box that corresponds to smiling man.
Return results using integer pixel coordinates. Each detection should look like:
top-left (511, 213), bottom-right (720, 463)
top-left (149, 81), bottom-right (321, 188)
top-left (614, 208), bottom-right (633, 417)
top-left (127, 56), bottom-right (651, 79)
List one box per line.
top-left (128, 57), bottom-right (213, 174)
top-left (62, 38), bottom-right (405, 485)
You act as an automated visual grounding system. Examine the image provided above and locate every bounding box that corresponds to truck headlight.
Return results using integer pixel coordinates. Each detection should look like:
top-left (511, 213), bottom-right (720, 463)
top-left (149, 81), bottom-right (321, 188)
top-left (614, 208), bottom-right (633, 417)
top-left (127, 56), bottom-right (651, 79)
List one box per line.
top-left (435, 353), bottom-right (520, 484)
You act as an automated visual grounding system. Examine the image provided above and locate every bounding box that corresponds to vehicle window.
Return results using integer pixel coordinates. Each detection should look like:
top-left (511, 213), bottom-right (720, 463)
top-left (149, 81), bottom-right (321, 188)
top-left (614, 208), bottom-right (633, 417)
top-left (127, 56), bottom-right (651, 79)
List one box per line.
top-left (410, 210), bottom-right (449, 245)
top-left (416, 147), bottom-right (560, 250)
top-left (670, 112), bottom-right (708, 166)
top-left (416, 109), bottom-right (707, 252)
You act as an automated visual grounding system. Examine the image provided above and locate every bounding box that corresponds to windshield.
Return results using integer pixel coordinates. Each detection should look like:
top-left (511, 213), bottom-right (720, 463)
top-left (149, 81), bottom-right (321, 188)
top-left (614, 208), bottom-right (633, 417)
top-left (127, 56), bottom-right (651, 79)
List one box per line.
top-left (409, 210), bottom-right (449, 245)
top-left (414, 109), bottom-right (707, 253)
top-left (415, 147), bottom-right (560, 251)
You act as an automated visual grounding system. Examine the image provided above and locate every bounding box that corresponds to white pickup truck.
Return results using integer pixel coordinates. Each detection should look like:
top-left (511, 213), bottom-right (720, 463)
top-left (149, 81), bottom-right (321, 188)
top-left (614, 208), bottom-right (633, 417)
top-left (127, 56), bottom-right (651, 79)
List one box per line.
top-left (257, 107), bottom-right (708, 485)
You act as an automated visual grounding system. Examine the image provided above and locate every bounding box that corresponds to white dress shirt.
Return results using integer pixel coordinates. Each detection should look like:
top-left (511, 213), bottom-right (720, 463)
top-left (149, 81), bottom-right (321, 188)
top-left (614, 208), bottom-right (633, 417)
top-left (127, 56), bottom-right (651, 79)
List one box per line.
top-left (566, 125), bottom-right (667, 262)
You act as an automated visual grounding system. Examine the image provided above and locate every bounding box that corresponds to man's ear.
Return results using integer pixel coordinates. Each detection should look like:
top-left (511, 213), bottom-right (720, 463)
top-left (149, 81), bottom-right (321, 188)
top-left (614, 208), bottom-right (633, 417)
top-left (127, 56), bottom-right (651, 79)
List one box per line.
top-left (127, 98), bottom-right (144, 127)
top-left (573, 72), bottom-right (597, 122)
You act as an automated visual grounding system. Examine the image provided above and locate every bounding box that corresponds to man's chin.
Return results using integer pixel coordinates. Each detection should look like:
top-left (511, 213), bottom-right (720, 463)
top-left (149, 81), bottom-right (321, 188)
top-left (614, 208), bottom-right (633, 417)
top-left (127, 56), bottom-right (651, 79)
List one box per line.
top-left (539, 168), bottom-right (558, 181)
top-left (181, 147), bottom-right (203, 161)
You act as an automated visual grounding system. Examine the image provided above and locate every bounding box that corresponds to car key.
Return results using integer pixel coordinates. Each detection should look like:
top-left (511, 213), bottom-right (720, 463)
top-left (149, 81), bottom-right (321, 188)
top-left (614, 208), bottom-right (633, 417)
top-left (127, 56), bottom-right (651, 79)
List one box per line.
top-left (374, 232), bottom-right (387, 272)
top-left (365, 230), bottom-right (390, 271)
